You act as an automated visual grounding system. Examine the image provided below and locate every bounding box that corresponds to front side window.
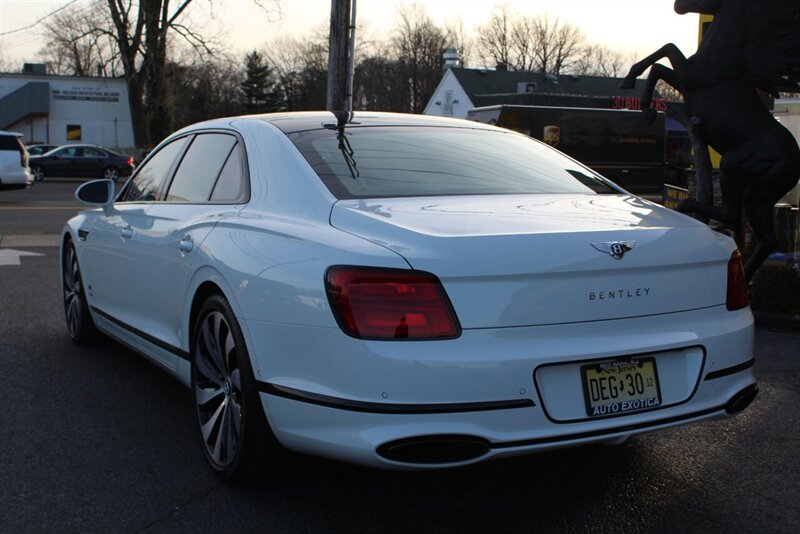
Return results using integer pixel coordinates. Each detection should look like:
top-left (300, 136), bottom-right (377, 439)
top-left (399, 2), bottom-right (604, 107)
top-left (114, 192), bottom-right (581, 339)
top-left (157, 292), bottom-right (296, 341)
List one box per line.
top-left (165, 133), bottom-right (237, 202)
top-left (289, 126), bottom-right (620, 199)
top-left (121, 136), bottom-right (189, 202)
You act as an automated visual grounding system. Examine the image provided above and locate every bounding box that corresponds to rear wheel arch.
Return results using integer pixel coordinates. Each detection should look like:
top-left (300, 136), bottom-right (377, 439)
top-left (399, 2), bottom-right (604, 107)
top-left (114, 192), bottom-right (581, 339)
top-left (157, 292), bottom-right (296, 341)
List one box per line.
top-left (189, 281), bottom-right (225, 347)
top-left (184, 269), bottom-right (261, 378)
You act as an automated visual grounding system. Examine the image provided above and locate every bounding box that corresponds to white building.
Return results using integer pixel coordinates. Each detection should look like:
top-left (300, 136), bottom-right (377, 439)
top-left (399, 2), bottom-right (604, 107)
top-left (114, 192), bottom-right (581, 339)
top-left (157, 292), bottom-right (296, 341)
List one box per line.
top-left (0, 68), bottom-right (134, 149)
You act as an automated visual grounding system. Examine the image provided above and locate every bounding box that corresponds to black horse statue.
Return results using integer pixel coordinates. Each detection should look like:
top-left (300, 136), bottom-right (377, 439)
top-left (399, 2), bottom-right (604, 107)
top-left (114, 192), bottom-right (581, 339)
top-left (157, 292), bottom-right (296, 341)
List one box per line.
top-left (620, 0), bottom-right (800, 281)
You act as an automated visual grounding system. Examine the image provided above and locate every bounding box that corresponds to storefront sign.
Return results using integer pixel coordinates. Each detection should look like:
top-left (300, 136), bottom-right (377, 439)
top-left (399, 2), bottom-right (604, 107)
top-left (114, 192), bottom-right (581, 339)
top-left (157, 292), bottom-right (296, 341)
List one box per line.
top-left (612, 95), bottom-right (668, 112)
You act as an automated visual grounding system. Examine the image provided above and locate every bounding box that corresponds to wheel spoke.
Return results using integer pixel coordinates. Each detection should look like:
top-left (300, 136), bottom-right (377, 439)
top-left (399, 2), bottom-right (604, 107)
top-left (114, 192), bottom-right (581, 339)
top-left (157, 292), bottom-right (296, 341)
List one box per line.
top-left (210, 398), bottom-right (229, 463)
top-left (224, 401), bottom-right (237, 462)
top-left (223, 328), bottom-right (236, 375)
top-left (195, 349), bottom-right (224, 387)
top-left (202, 315), bottom-right (225, 375)
top-left (69, 297), bottom-right (81, 331)
top-left (201, 397), bottom-right (226, 442)
top-left (229, 397), bottom-right (242, 438)
top-left (195, 384), bottom-right (224, 407)
top-left (229, 368), bottom-right (241, 392)
top-left (64, 254), bottom-right (75, 289)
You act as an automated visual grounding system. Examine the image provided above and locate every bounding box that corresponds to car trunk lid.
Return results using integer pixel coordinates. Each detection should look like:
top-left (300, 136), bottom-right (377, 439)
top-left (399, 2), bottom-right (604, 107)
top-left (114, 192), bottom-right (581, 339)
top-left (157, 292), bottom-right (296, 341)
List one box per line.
top-left (330, 194), bottom-right (733, 328)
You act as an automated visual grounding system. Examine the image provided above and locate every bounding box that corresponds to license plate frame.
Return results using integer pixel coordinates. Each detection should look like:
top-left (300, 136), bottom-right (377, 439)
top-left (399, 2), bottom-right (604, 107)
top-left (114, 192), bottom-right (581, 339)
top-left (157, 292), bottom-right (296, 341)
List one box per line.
top-left (581, 357), bottom-right (662, 418)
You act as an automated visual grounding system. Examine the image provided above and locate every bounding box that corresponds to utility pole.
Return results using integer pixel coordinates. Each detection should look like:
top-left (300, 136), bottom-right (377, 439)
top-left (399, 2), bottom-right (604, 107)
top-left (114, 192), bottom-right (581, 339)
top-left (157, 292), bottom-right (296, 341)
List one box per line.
top-left (327, 0), bottom-right (357, 127)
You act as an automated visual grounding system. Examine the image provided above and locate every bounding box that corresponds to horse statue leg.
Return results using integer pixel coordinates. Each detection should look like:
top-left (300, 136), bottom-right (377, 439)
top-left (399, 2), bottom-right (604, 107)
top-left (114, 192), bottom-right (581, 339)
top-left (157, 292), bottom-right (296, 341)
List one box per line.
top-left (741, 154), bottom-right (800, 281)
top-left (743, 187), bottom-right (784, 282)
top-left (618, 43), bottom-right (688, 90)
top-left (679, 146), bottom-right (749, 256)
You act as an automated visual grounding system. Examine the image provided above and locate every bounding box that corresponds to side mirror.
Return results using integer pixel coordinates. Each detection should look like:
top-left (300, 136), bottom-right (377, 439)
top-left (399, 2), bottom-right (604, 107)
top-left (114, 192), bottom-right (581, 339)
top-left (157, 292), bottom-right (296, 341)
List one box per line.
top-left (76, 179), bottom-right (116, 214)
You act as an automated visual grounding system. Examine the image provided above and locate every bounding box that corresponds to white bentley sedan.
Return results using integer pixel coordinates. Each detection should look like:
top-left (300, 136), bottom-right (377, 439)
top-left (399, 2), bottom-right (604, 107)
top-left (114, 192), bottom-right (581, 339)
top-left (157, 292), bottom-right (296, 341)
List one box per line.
top-left (62, 112), bottom-right (756, 480)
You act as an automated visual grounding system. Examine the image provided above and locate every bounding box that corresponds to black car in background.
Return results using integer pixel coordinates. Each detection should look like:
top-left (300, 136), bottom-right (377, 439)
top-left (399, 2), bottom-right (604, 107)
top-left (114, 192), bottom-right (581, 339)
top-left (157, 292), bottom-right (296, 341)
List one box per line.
top-left (29, 144), bottom-right (135, 182)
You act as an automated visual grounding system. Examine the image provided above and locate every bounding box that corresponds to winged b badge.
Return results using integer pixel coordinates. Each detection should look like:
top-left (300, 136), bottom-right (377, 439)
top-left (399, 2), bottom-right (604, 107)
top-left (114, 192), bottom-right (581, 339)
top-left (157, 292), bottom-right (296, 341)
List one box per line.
top-left (591, 241), bottom-right (636, 259)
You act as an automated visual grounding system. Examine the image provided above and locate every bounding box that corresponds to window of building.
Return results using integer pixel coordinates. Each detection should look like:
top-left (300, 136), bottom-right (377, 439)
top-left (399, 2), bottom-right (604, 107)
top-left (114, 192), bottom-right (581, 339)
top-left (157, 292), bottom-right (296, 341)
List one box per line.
top-left (66, 125), bottom-right (81, 141)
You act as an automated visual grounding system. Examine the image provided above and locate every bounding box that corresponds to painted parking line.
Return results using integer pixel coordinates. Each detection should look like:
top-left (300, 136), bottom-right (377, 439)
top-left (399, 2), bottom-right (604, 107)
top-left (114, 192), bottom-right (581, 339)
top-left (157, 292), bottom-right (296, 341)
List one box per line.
top-left (0, 248), bottom-right (45, 266)
top-left (0, 206), bottom-right (80, 211)
top-left (0, 234), bottom-right (61, 247)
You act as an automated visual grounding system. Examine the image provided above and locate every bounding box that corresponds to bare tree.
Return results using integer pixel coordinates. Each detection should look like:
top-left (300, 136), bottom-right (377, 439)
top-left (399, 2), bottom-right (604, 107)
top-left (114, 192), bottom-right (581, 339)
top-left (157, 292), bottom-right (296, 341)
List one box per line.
top-left (477, 5), bottom-right (513, 69)
top-left (392, 3), bottom-right (447, 113)
top-left (0, 43), bottom-right (18, 72)
top-left (443, 17), bottom-right (473, 68)
top-left (33, 1), bottom-right (277, 146)
top-left (477, 8), bottom-right (586, 74)
top-left (573, 44), bottom-right (627, 77)
top-left (38, 2), bottom-right (121, 77)
top-left (532, 14), bottom-right (585, 75)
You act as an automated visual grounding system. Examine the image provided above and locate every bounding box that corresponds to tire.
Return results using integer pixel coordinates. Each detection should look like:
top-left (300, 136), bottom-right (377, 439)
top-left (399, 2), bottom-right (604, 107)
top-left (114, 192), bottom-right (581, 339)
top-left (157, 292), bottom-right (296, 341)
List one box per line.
top-left (31, 165), bottom-right (45, 182)
top-left (102, 166), bottom-right (120, 182)
top-left (191, 294), bottom-right (285, 482)
top-left (63, 241), bottom-right (98, 344)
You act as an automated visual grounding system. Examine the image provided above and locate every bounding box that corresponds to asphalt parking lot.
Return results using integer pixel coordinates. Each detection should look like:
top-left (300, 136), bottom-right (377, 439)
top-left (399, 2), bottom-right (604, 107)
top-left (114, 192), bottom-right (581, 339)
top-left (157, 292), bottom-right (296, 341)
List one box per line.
top-left (1, 181), bottom-right (799, 533)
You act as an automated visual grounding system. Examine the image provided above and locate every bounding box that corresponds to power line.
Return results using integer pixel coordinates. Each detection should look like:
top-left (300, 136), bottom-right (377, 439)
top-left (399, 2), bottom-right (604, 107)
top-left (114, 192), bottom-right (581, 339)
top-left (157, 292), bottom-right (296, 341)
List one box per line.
top-left (0, 0), bottom-right (81, 37)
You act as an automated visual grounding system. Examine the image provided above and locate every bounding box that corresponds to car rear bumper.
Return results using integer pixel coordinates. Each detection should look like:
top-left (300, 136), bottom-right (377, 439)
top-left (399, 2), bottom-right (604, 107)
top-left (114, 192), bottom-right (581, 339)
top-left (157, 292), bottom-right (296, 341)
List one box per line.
top-left (248, 305), bottom-right (755, 468)
top-left (0, 167), bottom-right (33, 189)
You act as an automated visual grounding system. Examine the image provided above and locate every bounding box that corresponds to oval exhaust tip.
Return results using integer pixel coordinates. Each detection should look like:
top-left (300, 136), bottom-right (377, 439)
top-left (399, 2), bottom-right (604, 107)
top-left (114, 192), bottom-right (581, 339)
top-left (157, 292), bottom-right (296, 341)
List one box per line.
top-left (377, 435), bottom-right (490, 464)
top-left (725, 384), bottom-right (758, 414)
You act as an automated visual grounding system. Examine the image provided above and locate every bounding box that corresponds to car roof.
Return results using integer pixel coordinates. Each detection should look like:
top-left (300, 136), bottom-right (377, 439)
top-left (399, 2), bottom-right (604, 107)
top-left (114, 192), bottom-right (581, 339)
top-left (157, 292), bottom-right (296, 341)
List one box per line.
top-left (53, 143), bottom-right (103, 149)
top-left (254, 111), bottom-right (498, 134)
top-left (0, 130), bottom-right (23, 138)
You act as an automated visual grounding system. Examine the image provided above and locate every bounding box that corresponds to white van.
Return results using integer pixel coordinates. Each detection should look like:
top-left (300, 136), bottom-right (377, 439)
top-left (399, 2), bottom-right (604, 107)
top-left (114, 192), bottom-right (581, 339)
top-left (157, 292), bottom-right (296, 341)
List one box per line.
top-left (0, 131), bottom-right (33, 190)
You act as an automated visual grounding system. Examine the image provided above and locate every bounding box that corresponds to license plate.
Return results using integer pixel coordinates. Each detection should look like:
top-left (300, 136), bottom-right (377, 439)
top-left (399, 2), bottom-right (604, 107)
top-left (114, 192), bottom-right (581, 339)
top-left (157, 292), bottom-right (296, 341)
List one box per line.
top-left (581, 357), bottom-right (661, 417)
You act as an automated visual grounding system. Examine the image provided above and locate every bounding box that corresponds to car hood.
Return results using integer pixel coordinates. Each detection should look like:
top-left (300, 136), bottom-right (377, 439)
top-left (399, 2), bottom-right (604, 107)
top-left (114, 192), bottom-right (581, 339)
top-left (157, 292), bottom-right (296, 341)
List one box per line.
top-left (330, 194), bottom-right (735, 328)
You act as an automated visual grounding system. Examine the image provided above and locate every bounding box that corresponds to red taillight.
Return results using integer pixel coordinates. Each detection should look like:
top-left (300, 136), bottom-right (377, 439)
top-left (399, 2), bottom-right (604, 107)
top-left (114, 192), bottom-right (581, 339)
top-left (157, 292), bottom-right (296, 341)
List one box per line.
top-left (325, 266), bottom-right (461, 340)
top-left (726, 250), bottom-right (749, 311)
top-left (126, 156), bottom-right (134, 166)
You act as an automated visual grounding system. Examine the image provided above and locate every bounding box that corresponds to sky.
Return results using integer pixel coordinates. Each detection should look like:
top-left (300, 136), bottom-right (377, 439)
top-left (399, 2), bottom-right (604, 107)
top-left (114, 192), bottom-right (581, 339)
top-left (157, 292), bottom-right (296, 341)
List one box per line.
top-left (0, 0), bottom-right (701, 69)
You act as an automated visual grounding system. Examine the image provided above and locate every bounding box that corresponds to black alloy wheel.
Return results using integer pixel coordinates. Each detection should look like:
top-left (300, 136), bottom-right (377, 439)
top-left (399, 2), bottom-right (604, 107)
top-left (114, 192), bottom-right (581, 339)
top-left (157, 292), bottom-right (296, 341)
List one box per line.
top-left (31, 165), bottom-right (45, 181)
top-left (103, 166), bottom-right (120, 182)
top-left (191, 294), bottom-right (284, 481)
top-left (63, 241), bottom-right (97, 343)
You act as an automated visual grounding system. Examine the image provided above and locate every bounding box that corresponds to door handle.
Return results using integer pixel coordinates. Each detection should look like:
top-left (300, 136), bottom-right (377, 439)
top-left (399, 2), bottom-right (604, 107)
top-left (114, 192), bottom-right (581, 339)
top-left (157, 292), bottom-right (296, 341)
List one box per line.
top-left (120, 225), bottom-right (133, 239)
top-left (178, 235), bottom-right (194, 254)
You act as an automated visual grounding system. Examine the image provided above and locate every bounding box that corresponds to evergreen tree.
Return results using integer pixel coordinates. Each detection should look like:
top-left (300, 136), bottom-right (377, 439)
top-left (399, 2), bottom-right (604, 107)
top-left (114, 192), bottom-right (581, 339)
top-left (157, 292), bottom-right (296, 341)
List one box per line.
top-left (241, 50), bottom-right (281, 113)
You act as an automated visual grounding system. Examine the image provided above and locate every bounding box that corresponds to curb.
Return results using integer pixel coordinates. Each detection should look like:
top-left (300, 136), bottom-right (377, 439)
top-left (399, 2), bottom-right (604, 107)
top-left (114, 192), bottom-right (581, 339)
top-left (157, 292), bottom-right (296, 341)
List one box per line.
top-left (754, 311), bottom-right (800, 331)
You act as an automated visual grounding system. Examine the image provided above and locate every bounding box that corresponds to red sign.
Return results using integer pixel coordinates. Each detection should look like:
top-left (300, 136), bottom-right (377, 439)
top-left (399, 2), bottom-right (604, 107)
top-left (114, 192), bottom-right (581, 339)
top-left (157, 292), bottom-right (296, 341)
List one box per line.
top-left (612, 95), bottom-right (668, 112)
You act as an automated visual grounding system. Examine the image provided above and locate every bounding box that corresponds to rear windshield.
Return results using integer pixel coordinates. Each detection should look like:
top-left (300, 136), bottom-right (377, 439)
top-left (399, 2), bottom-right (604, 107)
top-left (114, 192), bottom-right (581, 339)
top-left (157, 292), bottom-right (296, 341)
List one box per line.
top-left (0, 135), bottom-right (24, 153)
top-left (288, 126), bottom-right (620, 199)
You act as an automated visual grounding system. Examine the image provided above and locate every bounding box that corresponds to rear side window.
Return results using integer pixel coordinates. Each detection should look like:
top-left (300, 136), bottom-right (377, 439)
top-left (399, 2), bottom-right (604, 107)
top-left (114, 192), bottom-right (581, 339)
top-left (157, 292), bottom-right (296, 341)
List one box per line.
top-left (122, 137), bottom-right (189, 202)
top-left (210, 144), bottom-right (246, 202)
top-left (289, 126), bottom-right (619, 199)
top-left (0, 135), bottom-right (23, 152)
top-left (165, 133), bottom-right (237, 203)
